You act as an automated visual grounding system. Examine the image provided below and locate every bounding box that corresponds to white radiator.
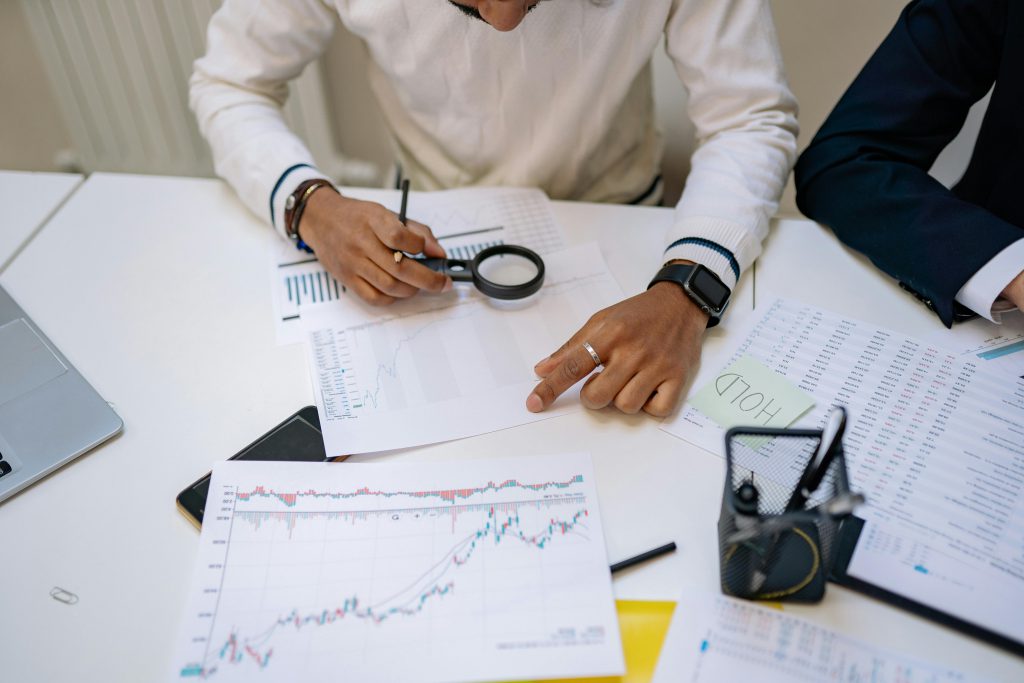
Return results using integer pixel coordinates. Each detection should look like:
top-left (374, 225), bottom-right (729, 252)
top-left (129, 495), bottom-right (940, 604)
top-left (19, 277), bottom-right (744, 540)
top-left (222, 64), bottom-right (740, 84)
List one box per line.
top-left (20, 0), bottom-right (378, 183)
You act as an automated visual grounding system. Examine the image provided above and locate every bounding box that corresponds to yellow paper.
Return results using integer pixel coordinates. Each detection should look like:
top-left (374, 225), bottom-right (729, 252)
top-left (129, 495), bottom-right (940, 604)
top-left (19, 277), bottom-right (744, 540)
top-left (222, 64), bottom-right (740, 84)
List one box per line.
top-left (514, 600), bottom-right (677, 683)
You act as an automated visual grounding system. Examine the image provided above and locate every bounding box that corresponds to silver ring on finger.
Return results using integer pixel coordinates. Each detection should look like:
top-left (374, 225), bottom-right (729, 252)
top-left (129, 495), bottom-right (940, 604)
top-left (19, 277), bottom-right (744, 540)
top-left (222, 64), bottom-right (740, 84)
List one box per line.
top-left (582, 341), bottom-right (602, 367)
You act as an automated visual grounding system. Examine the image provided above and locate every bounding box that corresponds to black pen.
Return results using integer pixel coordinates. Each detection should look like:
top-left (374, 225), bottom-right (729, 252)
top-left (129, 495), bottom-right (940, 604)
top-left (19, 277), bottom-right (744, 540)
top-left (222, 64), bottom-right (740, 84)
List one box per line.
top-left (609, 541), bottom-right (677, 574)
top-left (785, 407), bottom-right (848, 512)
top-left (394, 179), bottom-right (410, 263)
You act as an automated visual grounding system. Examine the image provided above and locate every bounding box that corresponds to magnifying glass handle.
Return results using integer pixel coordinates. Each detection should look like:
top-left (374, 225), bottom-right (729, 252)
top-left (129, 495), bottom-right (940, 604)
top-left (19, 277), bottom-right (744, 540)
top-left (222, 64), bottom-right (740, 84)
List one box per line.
top-left (411, 256), bottom-right (475, 282)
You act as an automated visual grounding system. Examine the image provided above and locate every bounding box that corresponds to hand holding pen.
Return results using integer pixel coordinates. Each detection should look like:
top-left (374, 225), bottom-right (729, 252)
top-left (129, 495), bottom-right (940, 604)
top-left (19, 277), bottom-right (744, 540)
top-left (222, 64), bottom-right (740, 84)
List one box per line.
top-left (297, 177), bottom-right (452, 305)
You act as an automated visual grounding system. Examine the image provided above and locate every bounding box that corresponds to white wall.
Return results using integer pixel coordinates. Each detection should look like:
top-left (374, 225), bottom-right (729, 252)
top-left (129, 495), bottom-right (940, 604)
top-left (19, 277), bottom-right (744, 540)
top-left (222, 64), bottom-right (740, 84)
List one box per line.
top-left (0, 1), bottom-right (985, 215)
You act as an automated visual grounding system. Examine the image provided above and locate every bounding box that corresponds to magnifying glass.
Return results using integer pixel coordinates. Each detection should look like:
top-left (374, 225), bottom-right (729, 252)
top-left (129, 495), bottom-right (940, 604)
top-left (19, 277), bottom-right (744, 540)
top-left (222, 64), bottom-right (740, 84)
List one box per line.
top-left (411, 244), bottom-right (545, 300)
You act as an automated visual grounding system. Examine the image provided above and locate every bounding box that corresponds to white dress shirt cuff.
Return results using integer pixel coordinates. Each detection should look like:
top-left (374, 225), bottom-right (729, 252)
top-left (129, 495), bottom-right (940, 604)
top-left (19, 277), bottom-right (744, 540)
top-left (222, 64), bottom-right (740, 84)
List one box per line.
top-left (662, 216), bottom-right (763, 290)
top-left (955, 238), bottom-right (1024, 323)
top-left (270, 165), bottom-right (332, 241)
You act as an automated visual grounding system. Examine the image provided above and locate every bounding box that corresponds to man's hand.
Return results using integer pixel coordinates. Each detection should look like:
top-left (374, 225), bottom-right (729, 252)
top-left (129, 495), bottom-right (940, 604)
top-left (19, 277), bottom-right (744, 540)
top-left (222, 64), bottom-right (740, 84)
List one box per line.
top-left (300, 189), bottom-right (452, 305)
top-left (526, 282), bottom-right (708, 417)
top-left (1001, 269), bottom-right (1024, 310)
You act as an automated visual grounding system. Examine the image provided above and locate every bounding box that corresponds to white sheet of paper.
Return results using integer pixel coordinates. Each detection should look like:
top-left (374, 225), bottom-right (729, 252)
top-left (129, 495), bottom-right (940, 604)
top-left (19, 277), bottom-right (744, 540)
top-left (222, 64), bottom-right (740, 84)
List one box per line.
top-left (170, 453), bottom-right (624, 683)
top-left (661, 297), bottom-right (1024, 648)
top-left (653, 589), bottom-right (987, 682)
top-left (846, 517), bottom-right (1024, 650)
top-left (270, 187), bottom-right (568, 345)
top-left (302, 242), bottom-right (622, 455)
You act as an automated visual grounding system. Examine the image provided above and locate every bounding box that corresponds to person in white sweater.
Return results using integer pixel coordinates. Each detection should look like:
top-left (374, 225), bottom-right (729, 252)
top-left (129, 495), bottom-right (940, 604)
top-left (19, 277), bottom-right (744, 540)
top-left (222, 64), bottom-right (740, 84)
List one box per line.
top-left (191, 0), bottom-right (798, 418)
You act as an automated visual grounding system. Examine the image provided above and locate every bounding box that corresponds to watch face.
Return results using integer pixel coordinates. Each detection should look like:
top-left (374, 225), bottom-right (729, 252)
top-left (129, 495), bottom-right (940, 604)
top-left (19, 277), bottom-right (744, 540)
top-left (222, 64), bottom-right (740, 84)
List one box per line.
top-left (691, 267), bottom-right (730, 310)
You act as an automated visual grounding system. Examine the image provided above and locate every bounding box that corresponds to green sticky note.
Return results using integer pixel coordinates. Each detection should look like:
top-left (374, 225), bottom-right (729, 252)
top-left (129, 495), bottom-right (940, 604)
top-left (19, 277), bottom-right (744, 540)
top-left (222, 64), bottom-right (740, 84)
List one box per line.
top-left (689, 354), bottom-right (814, 430)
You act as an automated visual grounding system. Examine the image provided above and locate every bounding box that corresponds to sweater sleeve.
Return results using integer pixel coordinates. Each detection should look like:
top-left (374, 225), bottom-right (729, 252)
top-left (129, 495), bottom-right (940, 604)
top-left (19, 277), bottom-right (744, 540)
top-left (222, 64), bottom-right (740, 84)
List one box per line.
top-left (190, 0), bottom-right (337, 238)
top-left (794, 0), bottom-right (1019, 327)
top-left (663, 0), bottom-right (799, 290)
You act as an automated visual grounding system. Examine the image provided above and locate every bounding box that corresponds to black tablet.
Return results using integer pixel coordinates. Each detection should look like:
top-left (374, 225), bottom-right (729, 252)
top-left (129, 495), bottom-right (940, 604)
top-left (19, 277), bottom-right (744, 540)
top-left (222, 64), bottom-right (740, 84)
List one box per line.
top-left (831, 516), bottom-right (1024, 658)
top-left (176, 406), bottom-right (344, 528)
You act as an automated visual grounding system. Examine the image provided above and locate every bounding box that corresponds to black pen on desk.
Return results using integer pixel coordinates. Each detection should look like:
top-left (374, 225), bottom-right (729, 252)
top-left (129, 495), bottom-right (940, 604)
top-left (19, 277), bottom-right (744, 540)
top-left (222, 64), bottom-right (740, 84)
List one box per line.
top-left (609, 541), bottom-right (677, 574)
top-left (394, 179), bottom-right (410, 263)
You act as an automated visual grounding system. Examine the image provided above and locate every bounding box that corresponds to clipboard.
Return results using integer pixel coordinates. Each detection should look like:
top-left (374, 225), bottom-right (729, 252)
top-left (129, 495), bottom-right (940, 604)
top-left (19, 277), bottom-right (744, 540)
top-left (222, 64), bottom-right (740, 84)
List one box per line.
top-left (830, 516), bottom-right (1024, 658)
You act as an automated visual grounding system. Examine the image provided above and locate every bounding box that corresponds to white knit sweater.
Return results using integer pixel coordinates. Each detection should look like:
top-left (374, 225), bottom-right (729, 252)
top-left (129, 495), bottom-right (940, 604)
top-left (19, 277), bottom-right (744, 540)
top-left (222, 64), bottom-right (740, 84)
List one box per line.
top-left (191, 0), bottom-right (798, 289)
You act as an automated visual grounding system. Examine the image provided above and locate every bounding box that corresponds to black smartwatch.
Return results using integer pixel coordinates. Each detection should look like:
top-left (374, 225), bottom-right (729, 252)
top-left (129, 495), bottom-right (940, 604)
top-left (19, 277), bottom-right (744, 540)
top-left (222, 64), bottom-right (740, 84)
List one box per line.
top-left (648, 263), bottom-right (731, 327)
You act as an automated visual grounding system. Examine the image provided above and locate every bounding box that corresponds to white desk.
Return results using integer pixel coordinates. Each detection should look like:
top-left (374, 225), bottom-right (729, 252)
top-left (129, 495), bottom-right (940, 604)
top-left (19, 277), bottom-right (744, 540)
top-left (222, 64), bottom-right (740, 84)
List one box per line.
top-left (0, 174), bottom-right (1019, 682)
top-left (0, 170), bottom-right (82, 272)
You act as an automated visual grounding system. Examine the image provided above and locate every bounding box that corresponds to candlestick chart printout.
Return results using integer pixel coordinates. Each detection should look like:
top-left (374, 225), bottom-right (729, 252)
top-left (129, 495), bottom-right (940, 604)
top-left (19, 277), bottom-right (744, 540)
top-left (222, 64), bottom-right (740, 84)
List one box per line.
top-left (302, 242), bottom-right (623, 454)
top-left (652, 591), bottom-right (985, 682)
top-left (270, 187), bottom-right (567, 344)
top-left (171, 454), bottom-right (623, 683)
top-left (661, 298), bottom-right (1024, 648)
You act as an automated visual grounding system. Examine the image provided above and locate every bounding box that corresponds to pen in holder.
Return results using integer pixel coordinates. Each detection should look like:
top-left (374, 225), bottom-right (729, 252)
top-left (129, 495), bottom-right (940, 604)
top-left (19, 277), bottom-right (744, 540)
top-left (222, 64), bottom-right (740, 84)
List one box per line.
top-left (718, 406), bottom-right (864, 603)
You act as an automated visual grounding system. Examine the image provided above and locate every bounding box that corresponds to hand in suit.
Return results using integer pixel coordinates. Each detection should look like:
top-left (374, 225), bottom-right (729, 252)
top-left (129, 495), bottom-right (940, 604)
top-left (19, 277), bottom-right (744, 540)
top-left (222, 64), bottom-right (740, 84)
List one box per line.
top-left (1002, 271), bottom-right (1024, 310)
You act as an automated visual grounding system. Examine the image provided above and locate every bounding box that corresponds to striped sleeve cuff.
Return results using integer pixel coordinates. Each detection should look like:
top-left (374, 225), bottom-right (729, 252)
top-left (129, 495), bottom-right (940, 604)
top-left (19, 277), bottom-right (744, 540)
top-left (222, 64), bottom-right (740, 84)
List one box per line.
top-left (663, 216), bottom-right (766, 290)
top-left (270, 164), bottom-right (331, 240)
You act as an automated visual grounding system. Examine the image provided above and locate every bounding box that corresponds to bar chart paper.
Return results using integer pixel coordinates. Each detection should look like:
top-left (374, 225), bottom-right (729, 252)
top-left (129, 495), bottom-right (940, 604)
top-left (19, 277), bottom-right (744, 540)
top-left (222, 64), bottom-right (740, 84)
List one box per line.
top-left (171, 453), bottom-right (624, 683)
top-left (270, 187), bottom-right (568, 344)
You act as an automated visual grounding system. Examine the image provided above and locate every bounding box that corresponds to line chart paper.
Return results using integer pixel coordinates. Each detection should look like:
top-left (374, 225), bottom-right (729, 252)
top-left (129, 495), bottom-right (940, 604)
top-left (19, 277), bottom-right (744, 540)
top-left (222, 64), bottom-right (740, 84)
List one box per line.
top-left (661, 297), bottom-right (1024, 647)
top-left (269, 187), bottom-right (567, 345)
top-left (170, 453), bottom-right (624, 683)
top-left (652, 590), bottom-right (987, 682)
top-left (301, 242), bottom-right (623, 454)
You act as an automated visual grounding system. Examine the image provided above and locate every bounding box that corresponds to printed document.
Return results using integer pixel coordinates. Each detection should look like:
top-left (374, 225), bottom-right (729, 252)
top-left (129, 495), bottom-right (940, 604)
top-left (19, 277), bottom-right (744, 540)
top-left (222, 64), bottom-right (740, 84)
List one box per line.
top-left (171, 453), bottom-right (623, 683)
top-left (662, 297), bottom-right (1024, 647)
top-left (653, 590), bottom-right (987, 682)
top-left (926, 312), bottom-right (1024, 381)
top-left (302, 242), bottom-right (622, 454)
top-left (270, 187), bottom-right (568, 344)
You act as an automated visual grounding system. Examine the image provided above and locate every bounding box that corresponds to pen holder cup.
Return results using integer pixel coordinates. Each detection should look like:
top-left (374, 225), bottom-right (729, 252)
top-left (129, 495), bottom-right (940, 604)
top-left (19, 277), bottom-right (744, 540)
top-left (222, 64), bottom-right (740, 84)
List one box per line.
top-left (718, 425), bottom-right (859, 603)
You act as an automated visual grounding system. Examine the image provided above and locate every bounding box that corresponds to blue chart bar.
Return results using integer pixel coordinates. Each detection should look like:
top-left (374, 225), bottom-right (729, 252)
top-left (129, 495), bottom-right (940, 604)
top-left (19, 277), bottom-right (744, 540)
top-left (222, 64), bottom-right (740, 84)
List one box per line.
top-left (449, 239), bottom-right (504, 262)
top-left (978, 339), bottom-right (1024, 361)
top-left (286, 271), bottom-right (344, 307)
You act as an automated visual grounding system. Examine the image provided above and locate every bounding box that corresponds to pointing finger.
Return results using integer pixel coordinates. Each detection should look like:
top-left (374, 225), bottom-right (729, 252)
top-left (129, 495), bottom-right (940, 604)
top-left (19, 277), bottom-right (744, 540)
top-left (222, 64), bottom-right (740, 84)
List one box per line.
top-left (535, 326), bottom-right (596, 378)
top-left (526, 344), bottom-right (599, 413)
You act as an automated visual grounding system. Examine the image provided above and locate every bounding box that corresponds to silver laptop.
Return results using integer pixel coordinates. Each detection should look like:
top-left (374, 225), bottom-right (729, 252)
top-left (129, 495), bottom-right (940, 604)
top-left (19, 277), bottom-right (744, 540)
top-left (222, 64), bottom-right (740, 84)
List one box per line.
top-left (0, 284), bottom-right (122, 503)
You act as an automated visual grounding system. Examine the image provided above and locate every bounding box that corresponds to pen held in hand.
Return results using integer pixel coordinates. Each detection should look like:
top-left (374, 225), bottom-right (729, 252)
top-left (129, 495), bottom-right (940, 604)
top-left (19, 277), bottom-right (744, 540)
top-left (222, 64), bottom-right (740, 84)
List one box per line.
top-left (394, 178), bottom-right (410, 263)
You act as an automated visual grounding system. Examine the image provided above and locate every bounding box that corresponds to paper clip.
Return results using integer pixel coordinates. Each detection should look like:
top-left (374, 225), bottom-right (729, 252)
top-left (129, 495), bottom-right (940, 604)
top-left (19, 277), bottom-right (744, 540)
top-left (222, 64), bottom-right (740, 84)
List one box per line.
top-left (49, 586), bottom-right (79, 605)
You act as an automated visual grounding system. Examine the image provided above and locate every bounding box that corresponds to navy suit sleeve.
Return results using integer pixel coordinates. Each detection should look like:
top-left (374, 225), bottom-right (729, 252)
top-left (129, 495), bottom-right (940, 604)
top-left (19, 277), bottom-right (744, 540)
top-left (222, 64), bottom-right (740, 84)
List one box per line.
top-left (794, 0), bottom-right (1020, 326)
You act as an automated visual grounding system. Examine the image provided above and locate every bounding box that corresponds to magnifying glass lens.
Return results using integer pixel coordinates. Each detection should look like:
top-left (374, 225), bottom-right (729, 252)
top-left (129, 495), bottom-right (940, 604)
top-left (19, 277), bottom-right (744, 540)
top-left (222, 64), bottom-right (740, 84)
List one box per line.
top-left (414, 244), bottom-right (544, 300)
top-left (476, 252), bottom-right (540, 287)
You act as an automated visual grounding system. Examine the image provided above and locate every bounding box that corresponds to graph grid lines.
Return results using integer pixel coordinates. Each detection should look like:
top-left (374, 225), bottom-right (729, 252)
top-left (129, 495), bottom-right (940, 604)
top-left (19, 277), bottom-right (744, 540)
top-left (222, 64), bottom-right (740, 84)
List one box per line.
top-left (173, 456), bottom-right (622, 683)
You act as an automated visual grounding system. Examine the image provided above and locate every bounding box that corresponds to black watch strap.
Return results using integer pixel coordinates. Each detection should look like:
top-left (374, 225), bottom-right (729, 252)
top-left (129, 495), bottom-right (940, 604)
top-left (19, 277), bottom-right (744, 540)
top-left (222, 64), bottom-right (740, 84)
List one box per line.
top-left (648, 263), bottom-right (731, 328)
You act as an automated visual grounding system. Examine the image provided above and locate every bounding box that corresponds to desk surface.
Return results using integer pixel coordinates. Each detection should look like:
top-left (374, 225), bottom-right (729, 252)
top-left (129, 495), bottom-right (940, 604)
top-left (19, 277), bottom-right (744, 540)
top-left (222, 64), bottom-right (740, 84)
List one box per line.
top-left (0, 173), bottom-right (1019, 682)
top-left (0, 170), bottom-right (82, 272)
